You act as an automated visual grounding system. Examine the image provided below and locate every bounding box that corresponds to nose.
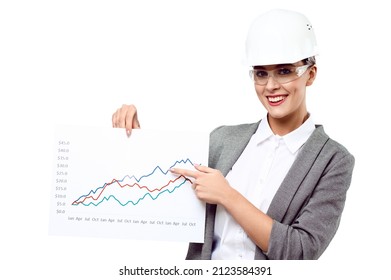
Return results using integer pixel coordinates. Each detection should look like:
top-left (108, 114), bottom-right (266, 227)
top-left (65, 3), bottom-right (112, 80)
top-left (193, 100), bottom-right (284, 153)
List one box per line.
top-left (265, 75), bottom-right (281, 90)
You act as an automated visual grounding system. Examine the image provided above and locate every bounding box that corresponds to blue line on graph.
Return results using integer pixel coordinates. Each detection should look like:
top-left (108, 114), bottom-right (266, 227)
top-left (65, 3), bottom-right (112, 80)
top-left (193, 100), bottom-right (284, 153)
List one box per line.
top-left (78, 177), bottom-right (189, 206)
top-left (73, 158), bottom-right (194, 202)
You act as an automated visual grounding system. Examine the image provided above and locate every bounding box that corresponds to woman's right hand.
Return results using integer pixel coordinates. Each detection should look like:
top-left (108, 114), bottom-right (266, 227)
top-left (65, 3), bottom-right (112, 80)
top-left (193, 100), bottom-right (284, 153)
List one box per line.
top-left (112, 104), bottom-right (140, 136)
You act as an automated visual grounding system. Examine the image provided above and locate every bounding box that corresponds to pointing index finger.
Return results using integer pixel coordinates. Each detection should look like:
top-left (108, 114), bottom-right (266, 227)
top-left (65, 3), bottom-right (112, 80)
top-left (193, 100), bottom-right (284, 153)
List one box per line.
top-left (170, 167), bottom-right (198, 179)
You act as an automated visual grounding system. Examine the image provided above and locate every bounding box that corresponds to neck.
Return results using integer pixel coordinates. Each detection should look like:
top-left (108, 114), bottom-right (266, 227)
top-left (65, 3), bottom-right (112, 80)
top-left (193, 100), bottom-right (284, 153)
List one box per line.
top-left (267, 112), bottom-right (309, 136)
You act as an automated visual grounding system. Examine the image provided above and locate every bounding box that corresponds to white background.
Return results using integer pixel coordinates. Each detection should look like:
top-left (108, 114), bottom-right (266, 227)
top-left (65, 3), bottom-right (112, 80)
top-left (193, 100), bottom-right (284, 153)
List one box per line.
top-left (1, 0), bottom-right (390, 279)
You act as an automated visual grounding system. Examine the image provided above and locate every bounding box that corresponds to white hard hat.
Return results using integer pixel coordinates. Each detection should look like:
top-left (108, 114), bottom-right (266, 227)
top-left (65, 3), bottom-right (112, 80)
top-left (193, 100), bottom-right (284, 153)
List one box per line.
top-left (245, 9), bottom-right (318, 66)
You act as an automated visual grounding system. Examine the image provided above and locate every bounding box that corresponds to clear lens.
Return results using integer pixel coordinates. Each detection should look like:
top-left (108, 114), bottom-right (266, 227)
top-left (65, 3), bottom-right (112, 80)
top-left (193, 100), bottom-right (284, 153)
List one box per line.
top-left (250, 64), bottom-right (312, 85)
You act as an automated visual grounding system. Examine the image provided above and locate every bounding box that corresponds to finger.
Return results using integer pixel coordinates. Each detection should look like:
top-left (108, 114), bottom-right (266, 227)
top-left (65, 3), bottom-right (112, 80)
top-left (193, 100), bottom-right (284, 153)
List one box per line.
top-left (112, 109), bottom-right (119, 127)
top-left (193, 164), bottom-right (214, 173)
top-left (124, 112), bottom-right (134, 136)
top-left (170, 168), bottom-right (198, 178)
top-left (191, 182), bottom-right (197, 190)
top-left (118, 105), bottom-right (128, 129)
top-left (132, 114), bottom-right (140, 129)
top-left (123, 105), bottom-right (139, 136)
top-left (126, 111), bottom-right (140, 136)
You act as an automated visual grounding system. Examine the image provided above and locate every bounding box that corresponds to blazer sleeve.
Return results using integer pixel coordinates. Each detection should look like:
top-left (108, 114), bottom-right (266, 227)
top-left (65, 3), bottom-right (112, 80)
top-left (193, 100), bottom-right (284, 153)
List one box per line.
top-left (266, 140), bottom-right (355, 260)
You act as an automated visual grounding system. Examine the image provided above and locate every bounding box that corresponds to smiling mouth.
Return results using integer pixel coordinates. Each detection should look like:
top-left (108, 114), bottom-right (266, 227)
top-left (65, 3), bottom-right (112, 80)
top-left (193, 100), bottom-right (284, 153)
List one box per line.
top-left (267, 95), bottom-right (286, 104)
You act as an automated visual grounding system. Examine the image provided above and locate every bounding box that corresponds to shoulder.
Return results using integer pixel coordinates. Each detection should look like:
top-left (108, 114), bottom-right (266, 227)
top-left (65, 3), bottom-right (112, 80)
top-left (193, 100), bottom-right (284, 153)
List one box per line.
top-left (316, 125), bottom-right (353, 154)
top-left (210, 121), bottom-right (260, 142)
top-left (207, 121), bottom-right (260, 170)
top-left (310, 125), bottom-right (355, 168)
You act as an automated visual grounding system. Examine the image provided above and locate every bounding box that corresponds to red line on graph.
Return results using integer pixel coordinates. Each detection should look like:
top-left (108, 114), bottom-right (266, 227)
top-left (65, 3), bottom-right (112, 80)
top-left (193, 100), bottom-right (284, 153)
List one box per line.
top-left (71, 175), bottom-right (192, 205)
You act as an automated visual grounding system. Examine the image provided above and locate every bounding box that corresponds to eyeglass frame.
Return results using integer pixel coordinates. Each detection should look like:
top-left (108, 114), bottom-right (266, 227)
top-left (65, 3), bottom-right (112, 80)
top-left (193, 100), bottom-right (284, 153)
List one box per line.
top-left (249, 64), bottom-right (314, 85)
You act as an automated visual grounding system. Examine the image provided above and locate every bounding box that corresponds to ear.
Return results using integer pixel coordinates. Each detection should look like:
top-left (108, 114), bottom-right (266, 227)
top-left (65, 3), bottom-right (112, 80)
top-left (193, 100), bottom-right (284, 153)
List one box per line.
top-left (306, 65), bottom-right (317, 86)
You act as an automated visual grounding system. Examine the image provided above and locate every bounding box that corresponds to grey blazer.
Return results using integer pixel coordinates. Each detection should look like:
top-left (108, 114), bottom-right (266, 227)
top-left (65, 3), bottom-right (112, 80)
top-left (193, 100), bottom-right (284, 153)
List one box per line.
top-left (186, 120), bottom-right (355, 260)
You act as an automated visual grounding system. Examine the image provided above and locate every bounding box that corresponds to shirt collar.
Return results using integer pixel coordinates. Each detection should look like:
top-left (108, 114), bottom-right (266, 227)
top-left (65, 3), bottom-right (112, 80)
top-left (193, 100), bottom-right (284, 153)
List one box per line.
top-left (254, 116), bottom-right (274, 143)
top-left (255, 114), bottom-right (316, 154)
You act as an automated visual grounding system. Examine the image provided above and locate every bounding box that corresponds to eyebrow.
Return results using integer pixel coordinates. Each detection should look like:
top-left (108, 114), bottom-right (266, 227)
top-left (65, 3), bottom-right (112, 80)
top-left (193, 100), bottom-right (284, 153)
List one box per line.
top-left (254, 64), bottom-right (295, 69)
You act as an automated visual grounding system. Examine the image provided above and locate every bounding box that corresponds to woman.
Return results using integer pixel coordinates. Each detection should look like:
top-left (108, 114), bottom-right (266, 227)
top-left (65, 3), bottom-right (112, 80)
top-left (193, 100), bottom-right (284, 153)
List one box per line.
top-left (112, 9), bottom-right (354, 260)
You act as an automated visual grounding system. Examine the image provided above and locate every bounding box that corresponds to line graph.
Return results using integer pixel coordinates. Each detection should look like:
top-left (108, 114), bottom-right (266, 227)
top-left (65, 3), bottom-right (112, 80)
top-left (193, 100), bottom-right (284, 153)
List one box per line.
top-left (71, 159), bottom-right (194, 207)
top-left (49, 125), bottom-right (208, 242)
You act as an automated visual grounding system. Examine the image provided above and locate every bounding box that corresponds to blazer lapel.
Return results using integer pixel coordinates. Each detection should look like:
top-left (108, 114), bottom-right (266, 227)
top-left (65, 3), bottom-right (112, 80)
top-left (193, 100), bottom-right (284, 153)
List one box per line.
top-left (200, 121), bottom-right (259, 259)
top-left (215, 122), bottom-right (260, 176)
top-left (266, 125), bottom-right (329, 221)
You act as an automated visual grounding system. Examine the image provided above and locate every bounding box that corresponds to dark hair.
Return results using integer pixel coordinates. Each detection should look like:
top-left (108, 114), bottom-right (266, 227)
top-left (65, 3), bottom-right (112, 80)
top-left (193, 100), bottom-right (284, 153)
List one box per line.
top-left (303, 56), bottom-right (316, 65)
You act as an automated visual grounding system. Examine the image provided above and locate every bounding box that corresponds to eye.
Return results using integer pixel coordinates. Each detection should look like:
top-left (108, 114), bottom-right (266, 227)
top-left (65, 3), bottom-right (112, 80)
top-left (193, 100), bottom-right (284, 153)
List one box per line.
top-left (277, 68), bottom-right (294, 75)
top-left (255, 70), bottom-right (268, 78)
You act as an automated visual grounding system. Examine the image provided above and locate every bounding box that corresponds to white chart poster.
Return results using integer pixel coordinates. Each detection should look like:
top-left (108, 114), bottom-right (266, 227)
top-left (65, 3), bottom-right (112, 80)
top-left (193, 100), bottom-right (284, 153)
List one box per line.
top-left (49, 125), bottom-right (208, 242)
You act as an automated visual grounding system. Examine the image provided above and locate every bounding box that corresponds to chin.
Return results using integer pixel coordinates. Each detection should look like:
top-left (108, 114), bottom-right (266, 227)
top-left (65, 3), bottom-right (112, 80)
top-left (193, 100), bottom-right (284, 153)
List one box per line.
top-left (267, 110), bottom-right (290, 120)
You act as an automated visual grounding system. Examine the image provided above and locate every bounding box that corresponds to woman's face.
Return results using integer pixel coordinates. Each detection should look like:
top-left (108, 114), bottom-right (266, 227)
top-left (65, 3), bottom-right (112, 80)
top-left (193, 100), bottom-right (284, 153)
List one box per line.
top-left (253, 62), bottom-right (317, 131)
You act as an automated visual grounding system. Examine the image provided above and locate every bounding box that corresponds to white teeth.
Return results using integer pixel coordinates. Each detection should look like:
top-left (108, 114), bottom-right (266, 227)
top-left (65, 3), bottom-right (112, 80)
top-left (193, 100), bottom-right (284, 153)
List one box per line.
top-left (268, 96), bottom-right (285, 103)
